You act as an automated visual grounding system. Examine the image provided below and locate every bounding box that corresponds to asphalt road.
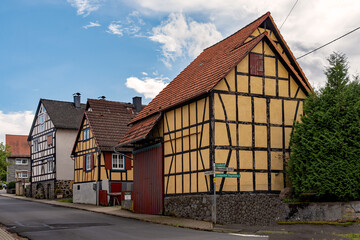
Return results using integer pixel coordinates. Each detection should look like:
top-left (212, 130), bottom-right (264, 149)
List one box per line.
top-left (0, 195), bottom-right (267, 240)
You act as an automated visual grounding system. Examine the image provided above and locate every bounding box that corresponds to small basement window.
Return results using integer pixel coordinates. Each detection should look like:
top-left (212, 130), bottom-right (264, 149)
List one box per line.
top-left (249, 53), bottom-right (264, 76)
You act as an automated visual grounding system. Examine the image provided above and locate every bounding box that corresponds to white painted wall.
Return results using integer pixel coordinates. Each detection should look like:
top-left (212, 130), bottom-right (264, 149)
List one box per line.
top-left (55, 129), bottom-right (76, 180)
top-left (73, 182), bottom-right (97, 205)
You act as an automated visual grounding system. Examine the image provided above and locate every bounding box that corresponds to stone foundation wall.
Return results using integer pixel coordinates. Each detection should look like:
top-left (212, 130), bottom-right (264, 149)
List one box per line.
top-left (31, 180), bottom-right (73, 199)
top-left (56, 180), bottom-right (73, 198)
top-left (164, 193), bottom-right (285, 225)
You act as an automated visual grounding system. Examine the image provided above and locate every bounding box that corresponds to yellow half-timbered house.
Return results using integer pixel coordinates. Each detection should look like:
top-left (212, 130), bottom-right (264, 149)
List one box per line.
top-left (72, 97), bottom-right (142, 205)
top-left (117, 12), bottom-right (312, 223)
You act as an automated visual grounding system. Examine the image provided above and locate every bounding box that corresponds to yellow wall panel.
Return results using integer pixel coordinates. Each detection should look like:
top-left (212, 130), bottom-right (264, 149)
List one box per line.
top-left (289, 77), bottom-right (298, 98)
top-left (191, 173), bottom-right (197, 193)
top-left (199, 124), bottom-right (209, 147)
top-left (200, 149), bottom-right (210, 170)
top-left (165, 110), bottom-right (174, 132)
top-left (279, 80), bottom-right (289, 97)
top-left (189, 102), bottom-right (197, 125)
top-left (297, 89), bottom-right (306, 99)
top-left (257, 27), bottom-right (265, 34)
top-left (183, 174), bottom-right (190, 193)
top-left (271, 152), bottom-right (283, 170)
top-left (183, 136), bottom-right (189, 151)
top-left (197, 98), bottom-right (207, 121)
top-left (265, 57), bottom-right (276, 77)
top-left (244, 37), bottom-right (252, 43)
top-left (270, 99), bottom-right (282, 124)
top-left (222, 177), bottom-right (237, 192)
top-left (166, 176), bottom-right (175, 194)
top-left (238, 96), bottom-right (251, 122)
top-left (296, 102), bottom-right (303, 122)
top-left (214, 94), bottom-right (225, 120)
top-left (278, 61), bottom-right (288, 78)
top-left (237, 56), bottom-right (249, 73)
top-left (183, 153), bottom-right (190, 172)
top-left (198, 174), bottom-right (208, 192)
top-left (229, 123), bottom-right (236, 146)
top-left (176, 175), bottom-right (182, 194)
top-left (182, 105), bottom-right (189, 127)
top-left (240, 172), bottom-right (253, 191)
top-left (250, 76), bottom-right (263, 95)
top-left (175, 155), bottom-right (182, 173)
top-left (251, 29), bottom-right (260, 37)
top-left (213, 79), bottom-right (229, 91)
top-left (265, 78), bottom-right (276, 96)
top-left (271, 127), bottom-right (283, 148)
top-left (284, 100), bottom-right (297, 125)
top-left (255, 125), bottom-right (267, 148)
top-left (264, 42), bottom-right (275, 56)
top-left (175, 108), bottom-right (181, 130)
top-left (190, 133), bottom-right (197, 150)
top-left (164, 141), bottom-right (173, 155)
top-left (240, 150), bottom-right (253, 169)
top-left (285, 128), bottom-right (292, 148)
top-left (226, 69), bottom-right (235, 91)
top-left (255, 173), bottom-right (268, 191)
top-left (215, 122), bottom-right (230, 146)
top-left (239, 124), bottom-right (252, 147)
top-left (255, 151), bottom-right (267, 170)
top-left (176, 138), bottom-right (182, 153)
top-left (237, 75), bottom-right (249, 93)
top-left (271, 173), bottom-right (284, 191)
top-left (254, 97), bottom-right (266, 123)
top-left (215, 149), bottom-right (229, 166)
top-left (222, 94), bottom-right (236, 121)
top-left (164, 156), bottom-right (174, 174)
top-left (251, 41), bottom-right (262, 54)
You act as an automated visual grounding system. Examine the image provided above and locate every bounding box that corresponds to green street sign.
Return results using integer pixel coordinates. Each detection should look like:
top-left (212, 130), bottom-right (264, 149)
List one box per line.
top-left (215, 173), bottom-right (241, 178)
top-left (215, 163), bottom-right (226, 167)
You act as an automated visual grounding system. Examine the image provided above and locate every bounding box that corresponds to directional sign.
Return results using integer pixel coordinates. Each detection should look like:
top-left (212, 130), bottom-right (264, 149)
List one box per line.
top-left (215, 167), bottom-right (235, 172)
top-left (215, 173), bottom-right (241, 178)
top-left (215, 163), bottom-right (226, 167)
top-left (204, 171), bottom-right (214, 176)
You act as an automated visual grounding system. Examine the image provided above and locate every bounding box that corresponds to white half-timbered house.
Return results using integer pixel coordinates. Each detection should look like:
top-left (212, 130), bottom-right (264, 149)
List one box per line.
top-left (28, 94), bottom-right (85, 199)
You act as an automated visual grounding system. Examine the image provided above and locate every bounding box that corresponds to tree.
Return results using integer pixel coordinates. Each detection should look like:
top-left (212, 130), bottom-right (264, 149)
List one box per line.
top-left (288, 52), bottom-right (360, 201)
top-left (0, 142), bottom-right (11, 182)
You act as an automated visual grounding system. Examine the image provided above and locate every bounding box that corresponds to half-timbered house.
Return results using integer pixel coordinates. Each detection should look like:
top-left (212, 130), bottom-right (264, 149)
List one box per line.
top-left (71, 98), bottom-right (141, 205)
top-left (28, 94), bottom-right (85, 199)
top-left (117, 12), bottom-right (312, 224)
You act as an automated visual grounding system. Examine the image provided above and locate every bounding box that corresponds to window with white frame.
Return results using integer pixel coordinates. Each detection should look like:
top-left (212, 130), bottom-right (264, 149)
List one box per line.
top-left (83, 128), bottom-right (90, 141)
top-left (38, 105), bottom-right (46, 132)
top-left (48, 157), bottom-right (54, 173)
top-left (86, 154), bottom-right (91, 171)
top-left (33, 139), bottom-right (39, 152)
top-left (16, 170), bottom-right (28, 179)
top-left (112, 154), bottom-right (124, 170)
top-left (15, 159), bottom-right (28, 165)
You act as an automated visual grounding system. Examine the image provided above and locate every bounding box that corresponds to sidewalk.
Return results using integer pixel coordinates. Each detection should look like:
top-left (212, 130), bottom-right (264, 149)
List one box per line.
top-left (0, 193), bottom-right (213, 231)
top-left (0, 227), bottom-right (18, 240)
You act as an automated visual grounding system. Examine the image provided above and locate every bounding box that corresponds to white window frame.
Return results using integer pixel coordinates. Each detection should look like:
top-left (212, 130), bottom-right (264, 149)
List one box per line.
top-left (83, 128), bottom-right (90, 141)
top-left (33, 139), bottom-right (39, 153)
top-left (15, 159), bottom-right (28, 165)
top-left (86, 154), bottom-right (91, 171)
top-left (38, 106), bottom-right (46, 132)
top-left (48, 158), bottom-right (54, 173)
top-left (16, 170), bottom-right (28, 179)
top-left (112, 154), bottom-right (125, 170)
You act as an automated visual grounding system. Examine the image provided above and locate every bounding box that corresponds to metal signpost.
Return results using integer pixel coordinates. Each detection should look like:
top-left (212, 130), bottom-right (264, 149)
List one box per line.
top-left (209, 163), bottom-right (241, 225)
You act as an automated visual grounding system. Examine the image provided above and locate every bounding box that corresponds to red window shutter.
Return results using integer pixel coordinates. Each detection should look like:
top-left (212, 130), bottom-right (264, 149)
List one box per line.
top-left (47, 135), bottom-right (53, 146)
top-left (91, 153), bottom-right (95, 170)
top-left (125, 153), bottom-right (132, 170)
top-left (250, 53), bottom-right (264, 76)
top-left (83, 155), bottom-right (86, 171)
top-left (105, 153), bottom-right (112, 170)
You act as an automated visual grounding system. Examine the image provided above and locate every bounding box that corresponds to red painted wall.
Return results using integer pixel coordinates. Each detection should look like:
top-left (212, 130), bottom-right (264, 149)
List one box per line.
top-left (133, 144), bottom-right (163, 214)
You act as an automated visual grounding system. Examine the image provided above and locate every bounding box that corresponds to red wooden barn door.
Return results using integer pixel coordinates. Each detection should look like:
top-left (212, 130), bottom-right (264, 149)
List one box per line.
top-left (133, 143), bottom-right (163, 214)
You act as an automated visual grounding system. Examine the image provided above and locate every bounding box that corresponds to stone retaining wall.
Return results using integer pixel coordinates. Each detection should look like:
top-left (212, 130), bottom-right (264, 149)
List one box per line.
top-left (164, 193), bottom-right (285, 225)
top-left (31, 180), bottom-right (73, 199)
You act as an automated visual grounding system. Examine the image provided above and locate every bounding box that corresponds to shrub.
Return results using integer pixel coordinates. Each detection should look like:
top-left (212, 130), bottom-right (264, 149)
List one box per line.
top-left (7, 181), bottom-right (16, 189)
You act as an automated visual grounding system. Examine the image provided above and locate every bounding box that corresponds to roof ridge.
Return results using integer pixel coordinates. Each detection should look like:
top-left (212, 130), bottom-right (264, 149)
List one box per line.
top-left (203, 12), bottom-right (270, 52)
top-left (41, 98), bottom-right (86, 105)
top-left (87, 98), bottom-right (133, 105)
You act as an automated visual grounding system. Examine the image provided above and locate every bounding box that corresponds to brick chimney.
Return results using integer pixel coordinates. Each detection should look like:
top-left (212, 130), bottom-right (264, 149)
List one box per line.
top-left (132, 96), bottom-right (142, 113)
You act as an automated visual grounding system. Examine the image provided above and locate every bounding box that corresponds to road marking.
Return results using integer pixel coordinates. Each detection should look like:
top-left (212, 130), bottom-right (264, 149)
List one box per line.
top-left (229, 233), bottom-right (268, 238)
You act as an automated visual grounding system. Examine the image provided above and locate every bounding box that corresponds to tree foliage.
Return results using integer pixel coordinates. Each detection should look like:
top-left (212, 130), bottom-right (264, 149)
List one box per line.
top-left (0, 142), bottom-right (11, 181)
top-left (288, 52), bottom-right (360, 201)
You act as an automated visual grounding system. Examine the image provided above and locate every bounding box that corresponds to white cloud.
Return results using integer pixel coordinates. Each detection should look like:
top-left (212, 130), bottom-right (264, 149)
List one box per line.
top-left (0, 111), bottom-right (34, 144)
top-left (67, 0), bottom-right (103, 17)
top-left (128, 0), bottom-right (360, 88)
top-left (107, 21), bottom-right (123, 36)
top-left (141, 72), bottom-right (148, 76)
top-left (83, 21), bottom-right (101, 29)
top-left (126, 76), bottom-right (169, 99)
top-left (149, 12), bottom-right (222, 67)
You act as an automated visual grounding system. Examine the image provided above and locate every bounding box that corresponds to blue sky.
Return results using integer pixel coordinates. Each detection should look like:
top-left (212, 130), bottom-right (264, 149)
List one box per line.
top-left (1, 0), bottom-right (359, 142)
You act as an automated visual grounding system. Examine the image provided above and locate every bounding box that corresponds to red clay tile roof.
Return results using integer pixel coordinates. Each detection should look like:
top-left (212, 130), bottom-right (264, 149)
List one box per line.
top-left (119, 12), bottom-right (312, 146)
top-left (131, 12), bottom-right (311, 125)
top-left (117, 113), bottom-right (161, 146)
top-left (85, 99), bottom-right (138, 151)
top-left (5, 134), bottom-right (30, 157)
